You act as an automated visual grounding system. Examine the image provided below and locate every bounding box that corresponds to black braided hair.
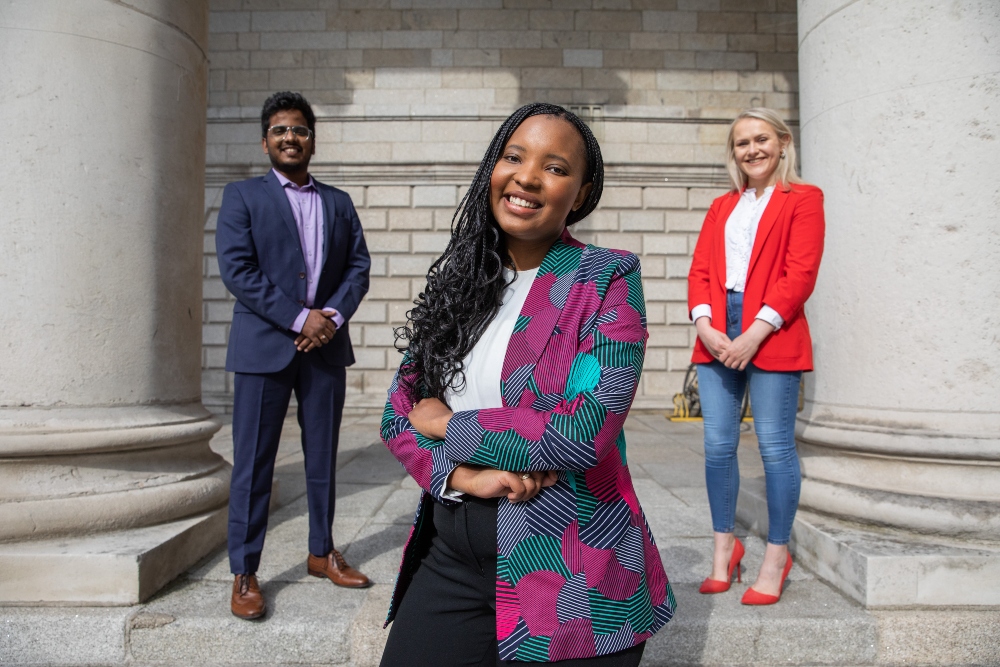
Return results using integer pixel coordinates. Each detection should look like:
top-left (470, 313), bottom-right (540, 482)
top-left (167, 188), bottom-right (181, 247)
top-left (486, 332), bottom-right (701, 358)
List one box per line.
top-left (394, 103), bottom-right (605, 401)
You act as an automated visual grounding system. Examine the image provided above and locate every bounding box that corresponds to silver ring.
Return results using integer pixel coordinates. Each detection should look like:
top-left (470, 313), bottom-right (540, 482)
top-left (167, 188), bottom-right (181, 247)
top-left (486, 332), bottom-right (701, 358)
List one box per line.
top-left (520, 473), bottom-right (530, 480)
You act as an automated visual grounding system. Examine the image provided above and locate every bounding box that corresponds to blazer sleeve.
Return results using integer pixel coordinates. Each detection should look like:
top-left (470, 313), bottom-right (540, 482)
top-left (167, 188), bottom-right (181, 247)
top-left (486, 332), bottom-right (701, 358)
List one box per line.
top-left (687, 198), bottom-right (719, 316)
top-left (380, 352), bottom-right (455, 503)
top-left (216, 182), bottom-right (303, 330)
top-left (761, 187), bottom-right (825, 321)
top-left (321, 193), bottom-right (370, 322)
top-left (438, 255), bottom-right (647, 482)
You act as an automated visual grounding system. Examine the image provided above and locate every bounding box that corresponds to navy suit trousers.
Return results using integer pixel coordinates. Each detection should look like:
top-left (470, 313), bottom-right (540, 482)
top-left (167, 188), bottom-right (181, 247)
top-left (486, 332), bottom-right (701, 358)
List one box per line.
top-left (228, 351), bottom-right (346, 575)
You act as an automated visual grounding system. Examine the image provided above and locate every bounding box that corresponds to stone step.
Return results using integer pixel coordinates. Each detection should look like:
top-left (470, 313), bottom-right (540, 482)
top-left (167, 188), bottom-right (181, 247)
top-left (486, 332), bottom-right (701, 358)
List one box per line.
top-left (132, 576), bottom-right (364, 666)
top-left (737, 475), bottom-right (1000, 609)
top-left (1, 578), bottom-right (876, 667)
top-left (642, 581), bottom-right (876, 666)
top-left (6, 580), bottom-right (999, 666)
top-left (349, 579), bottom-right (880, 667)
top-left (4, 417), bottom-right (998, 666)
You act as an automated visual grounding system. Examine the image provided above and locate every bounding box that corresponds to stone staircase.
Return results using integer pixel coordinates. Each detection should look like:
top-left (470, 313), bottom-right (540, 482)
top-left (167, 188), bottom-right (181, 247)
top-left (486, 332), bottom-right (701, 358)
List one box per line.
top-left (2, 415), bottom-right (997, 666)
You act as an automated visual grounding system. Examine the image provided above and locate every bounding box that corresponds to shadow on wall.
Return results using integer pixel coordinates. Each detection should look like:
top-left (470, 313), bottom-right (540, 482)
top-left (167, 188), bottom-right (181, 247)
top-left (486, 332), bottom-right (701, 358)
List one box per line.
top-left (206, 65), bottom-right (631, 187)
top-left (515, 68), bottom-right (630, 144)
top-left (514, 64), bottom-right (631, 98)
top-left (226, 63), bottom-right (631, 123)
top-left (212, 61), bottom-right (797, 177)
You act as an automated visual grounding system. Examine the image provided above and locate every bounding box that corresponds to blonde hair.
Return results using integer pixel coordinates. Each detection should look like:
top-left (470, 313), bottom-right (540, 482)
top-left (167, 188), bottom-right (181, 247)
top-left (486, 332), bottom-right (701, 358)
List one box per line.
top-left (725, 108), bottom-right (803, 192)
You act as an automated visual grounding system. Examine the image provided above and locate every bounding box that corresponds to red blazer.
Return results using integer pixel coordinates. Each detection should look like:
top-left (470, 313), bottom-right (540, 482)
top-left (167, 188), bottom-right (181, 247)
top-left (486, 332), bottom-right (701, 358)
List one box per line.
top-left (688, 184), bottom-right (825, 371)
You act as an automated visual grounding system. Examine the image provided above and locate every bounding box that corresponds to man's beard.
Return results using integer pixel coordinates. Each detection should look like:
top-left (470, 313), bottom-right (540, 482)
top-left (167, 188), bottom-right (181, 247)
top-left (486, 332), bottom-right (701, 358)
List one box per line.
top-left (268, 146), bottom-right (309, 175)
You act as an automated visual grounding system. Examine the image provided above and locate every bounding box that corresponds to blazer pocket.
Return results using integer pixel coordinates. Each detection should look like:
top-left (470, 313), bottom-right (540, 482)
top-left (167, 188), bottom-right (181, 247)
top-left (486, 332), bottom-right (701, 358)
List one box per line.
top-left (229, 313), bottom-right (242, 345)
top-left (227, 313), bottom-right (244, 364)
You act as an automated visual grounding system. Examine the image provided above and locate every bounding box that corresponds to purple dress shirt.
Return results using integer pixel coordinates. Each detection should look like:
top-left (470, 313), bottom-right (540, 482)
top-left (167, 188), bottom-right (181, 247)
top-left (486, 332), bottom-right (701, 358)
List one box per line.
top-left (272, 169), bottom-right (345, 333)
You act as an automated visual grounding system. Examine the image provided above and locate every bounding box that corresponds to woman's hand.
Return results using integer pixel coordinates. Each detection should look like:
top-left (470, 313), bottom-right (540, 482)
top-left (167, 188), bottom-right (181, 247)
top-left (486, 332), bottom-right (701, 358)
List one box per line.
top-left (408, 397), bottom-right (453, 440)
top-left (695, 317), bottom-right (732, 359)
top-left (449, 465), bottom-right (558, 503)
top-left (718, 319), bottom-right (774, 371)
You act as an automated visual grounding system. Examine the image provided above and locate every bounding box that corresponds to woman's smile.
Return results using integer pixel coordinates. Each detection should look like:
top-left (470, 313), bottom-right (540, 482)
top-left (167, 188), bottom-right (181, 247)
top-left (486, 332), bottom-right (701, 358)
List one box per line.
top-left (505, 193), bottom-right (541, 210)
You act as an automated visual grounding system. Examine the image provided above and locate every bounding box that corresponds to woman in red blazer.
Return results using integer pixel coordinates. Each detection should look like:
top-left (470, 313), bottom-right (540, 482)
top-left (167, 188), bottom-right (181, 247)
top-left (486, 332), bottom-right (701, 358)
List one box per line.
top-left (687, 108), bottom-right (824, 605)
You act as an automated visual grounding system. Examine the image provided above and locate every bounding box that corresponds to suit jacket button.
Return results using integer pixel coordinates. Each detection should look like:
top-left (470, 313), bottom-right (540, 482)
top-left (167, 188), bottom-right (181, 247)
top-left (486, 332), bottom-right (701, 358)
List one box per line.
top-left (298, 272), bottom-right (306, 279)
top-left (298, 300), bottom-right (305, 305)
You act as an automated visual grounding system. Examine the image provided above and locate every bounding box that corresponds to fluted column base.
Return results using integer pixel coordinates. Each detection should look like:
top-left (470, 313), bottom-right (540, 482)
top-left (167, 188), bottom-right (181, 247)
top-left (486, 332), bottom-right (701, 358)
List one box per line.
top-left (796, 415), bottom-right (1000, 541)
top-left (0, 404), bottom-right (228, 542)
top-left (0, 403), bottom-right (229, 604)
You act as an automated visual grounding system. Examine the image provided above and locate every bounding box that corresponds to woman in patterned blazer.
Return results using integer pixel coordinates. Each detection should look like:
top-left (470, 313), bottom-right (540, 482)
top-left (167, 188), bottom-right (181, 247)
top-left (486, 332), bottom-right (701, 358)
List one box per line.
top-left (379, 103), bottom-right (674, 666)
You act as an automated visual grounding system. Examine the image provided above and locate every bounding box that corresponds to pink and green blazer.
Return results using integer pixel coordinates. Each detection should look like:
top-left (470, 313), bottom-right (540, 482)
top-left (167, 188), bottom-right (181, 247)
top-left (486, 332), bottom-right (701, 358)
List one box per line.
top-left (380, 230), bottom-right (675, 662)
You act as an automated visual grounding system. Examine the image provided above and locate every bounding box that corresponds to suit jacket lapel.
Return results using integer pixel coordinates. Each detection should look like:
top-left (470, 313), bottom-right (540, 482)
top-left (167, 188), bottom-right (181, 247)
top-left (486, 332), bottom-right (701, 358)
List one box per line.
top-left (500, 231), bottom-right (582, 404)
top-left (263, 170), bottom-right (303, 252)
top-left (746, 187), bottom-right (790, 280)
top-left (715, 192), bottom-right (741, 290)
top-left (319, 183), bottom-right (337, 266)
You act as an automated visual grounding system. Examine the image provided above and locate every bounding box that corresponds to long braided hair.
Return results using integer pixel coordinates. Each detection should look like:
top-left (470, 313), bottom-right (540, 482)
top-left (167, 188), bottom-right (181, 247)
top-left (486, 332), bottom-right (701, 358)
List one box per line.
top-left (395, 103), bottom-right (605, 401)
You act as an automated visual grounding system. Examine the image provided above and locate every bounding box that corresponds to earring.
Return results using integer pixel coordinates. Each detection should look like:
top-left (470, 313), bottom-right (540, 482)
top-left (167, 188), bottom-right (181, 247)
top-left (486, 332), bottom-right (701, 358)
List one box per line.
top-left (780, 150), bottom-right (786, 159)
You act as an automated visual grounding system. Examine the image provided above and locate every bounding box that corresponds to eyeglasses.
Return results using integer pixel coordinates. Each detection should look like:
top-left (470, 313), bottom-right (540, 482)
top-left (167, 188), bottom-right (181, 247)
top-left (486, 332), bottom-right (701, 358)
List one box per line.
top-left (268, 125), bottom-right (313, 139)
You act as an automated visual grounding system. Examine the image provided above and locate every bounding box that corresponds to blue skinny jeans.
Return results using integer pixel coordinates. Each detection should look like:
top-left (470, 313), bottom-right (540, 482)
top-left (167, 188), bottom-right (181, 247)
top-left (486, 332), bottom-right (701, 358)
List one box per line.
top-left (696, 290), bottom-right (802, 545)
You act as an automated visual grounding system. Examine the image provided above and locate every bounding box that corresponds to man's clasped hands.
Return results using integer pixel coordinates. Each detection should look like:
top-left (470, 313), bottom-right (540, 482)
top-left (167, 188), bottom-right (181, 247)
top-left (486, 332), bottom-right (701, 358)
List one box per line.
top-left (295, 309), bottom-right (338, 352)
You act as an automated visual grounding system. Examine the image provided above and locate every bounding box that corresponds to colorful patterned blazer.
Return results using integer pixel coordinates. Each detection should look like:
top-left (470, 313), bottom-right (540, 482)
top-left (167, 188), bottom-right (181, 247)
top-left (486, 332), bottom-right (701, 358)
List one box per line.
top-left (381, 230), bottom-right (675, 662)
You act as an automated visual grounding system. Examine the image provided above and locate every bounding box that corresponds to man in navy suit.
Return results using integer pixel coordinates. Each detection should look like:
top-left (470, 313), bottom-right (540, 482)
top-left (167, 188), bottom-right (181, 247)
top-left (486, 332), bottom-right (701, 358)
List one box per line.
top-left (216, 92), bottom-right (371, 620)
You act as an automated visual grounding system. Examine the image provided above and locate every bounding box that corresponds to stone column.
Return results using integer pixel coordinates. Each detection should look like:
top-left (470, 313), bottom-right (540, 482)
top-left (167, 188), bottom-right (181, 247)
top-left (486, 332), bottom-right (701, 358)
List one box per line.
top-left (793, 0), bottom-right (1000, 606)
top-left (0, 0), bottom-right (227, 603)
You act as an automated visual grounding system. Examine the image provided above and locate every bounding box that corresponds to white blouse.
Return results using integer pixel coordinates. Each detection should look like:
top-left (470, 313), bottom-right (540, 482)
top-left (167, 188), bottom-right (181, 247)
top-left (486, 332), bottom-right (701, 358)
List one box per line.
top-left (441, 267), bottom-right (538, 498)
top-left (443, 267), bottom-right (538, 412)
top-left (726, 186), bottom-right (774, 292)
top-left (691, 186), bottom-right (784, 330)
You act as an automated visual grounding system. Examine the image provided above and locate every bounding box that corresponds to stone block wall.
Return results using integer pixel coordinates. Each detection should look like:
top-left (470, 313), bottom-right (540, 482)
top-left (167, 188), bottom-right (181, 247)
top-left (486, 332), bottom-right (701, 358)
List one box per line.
top-left (201, 0), bottom-right (800, 412)
top-left (206, 0), bottom-right (798, 114)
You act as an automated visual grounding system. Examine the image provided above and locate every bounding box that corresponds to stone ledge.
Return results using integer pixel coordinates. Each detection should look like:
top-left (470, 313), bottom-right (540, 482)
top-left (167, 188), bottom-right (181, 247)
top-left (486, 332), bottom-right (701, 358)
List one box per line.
top-left (736, 475), bottom-right (1000, 608)
top-left (204, 161), bottom-right (732, 188)
top-left (0, 509), bottom-right (227, 605)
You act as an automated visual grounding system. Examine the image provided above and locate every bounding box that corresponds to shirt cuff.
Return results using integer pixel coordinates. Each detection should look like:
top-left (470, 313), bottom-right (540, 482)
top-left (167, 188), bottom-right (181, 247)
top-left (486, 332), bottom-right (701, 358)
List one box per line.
top-left (440, 471), bottom-right (465, 500)
top-left (290, 308), bottom-right (310, 333)
top-left (440, 462), bottom-right (466, 500)
top-left (755, 305), bottom-right (785, 330)
top-left (322, 307), bottom-right (344, 330)
top-left (691, 304), bottom-right (712, 323)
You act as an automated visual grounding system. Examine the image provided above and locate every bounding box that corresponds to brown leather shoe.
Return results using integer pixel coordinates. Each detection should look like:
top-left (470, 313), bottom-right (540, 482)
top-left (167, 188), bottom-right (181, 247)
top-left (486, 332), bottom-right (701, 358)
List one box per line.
top-left (307, 549), bottom-right (371, 588)
top-left (231, 574), bottom-right (265, 619)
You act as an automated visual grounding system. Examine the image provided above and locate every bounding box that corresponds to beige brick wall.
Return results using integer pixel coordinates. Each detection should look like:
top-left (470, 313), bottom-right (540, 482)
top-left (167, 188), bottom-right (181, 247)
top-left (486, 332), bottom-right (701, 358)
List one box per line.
top-left (207, 1), bottom-right (798, 113)
top-left (202, 0), bottom-right (800, 413)
top-left (202, 178), bottom-right (728, 412)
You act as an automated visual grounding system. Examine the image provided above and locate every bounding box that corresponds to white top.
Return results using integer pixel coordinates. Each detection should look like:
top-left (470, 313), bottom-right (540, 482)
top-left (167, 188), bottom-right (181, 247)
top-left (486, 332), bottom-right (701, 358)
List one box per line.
top-left (443, 267), bottom-right (538, 412)
top-left (726, 186), bottom-right (774, 292)
top-left (441, 267), bottom-right (538, 498)
top-left (691, 186), bottom-right (784, 330)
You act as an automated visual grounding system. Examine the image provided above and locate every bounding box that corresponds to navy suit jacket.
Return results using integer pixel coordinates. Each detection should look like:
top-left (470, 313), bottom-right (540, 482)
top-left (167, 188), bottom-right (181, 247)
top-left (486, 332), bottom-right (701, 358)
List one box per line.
top-left (216, 170), bottom-right (370, 374)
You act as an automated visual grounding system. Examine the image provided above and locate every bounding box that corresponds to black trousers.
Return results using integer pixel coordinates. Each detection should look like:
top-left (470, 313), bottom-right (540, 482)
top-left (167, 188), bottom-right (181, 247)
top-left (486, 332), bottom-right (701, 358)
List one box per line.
top-left (380, 496), bottom-right (645, 667)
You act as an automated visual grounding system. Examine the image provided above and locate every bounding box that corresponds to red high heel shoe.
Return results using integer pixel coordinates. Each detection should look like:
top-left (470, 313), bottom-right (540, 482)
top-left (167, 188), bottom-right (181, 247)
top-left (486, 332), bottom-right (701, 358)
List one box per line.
top-left (698, 537), bottom-right (745, 594)
top-left (741, 553), bottom-right (793, 605)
